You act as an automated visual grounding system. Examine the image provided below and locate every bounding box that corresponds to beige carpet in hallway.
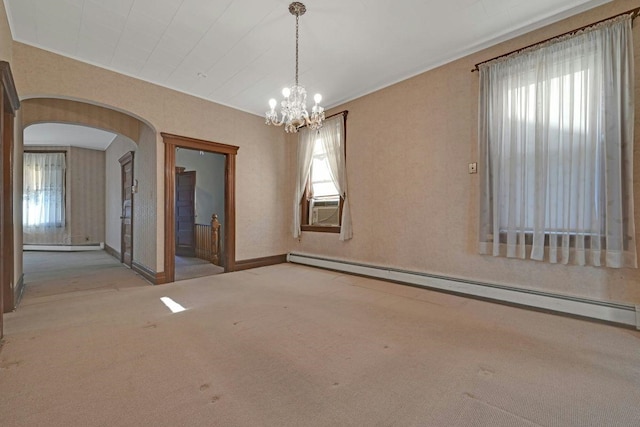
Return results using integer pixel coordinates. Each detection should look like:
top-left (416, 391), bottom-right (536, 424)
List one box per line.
top-left (19, 250), bottom-right (151, 302)
top-left (1, 254), bottom-right (639, 426)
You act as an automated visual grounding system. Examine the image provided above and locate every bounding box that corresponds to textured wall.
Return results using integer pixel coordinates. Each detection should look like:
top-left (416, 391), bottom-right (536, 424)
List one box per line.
top-left (292, 0), bottom-right (640, 305)
top-left (13, 109), bottom-right (22, 298)
top-left (12, 42), bottom-right (289, 271)
top-left (105, 135), bottom-right (137, 255)
top-left (68, 147), bottom-right (105, 244)
top-left (134, 124), bottom-right (158, 271)
top-left (23, 146), bottom-right (105, 245)
top-left (22, 98), bottom-right (140, 142)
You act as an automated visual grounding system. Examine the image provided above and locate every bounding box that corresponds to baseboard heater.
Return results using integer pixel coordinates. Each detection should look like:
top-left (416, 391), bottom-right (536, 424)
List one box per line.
top-left (23, 243), bottom-right (105, 252)
top-left (287, 253), bottom-right (639, 329)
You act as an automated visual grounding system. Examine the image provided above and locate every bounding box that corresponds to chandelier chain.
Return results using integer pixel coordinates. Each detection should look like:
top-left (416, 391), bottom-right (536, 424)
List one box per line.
top-left (295, 13), bottom-right (299, 86)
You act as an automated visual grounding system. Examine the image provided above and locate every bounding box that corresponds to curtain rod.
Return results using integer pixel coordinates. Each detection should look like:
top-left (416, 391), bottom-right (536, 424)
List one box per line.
top-left (326, 110), bottom-right (348, 120)
top-left (298, 110), bottom-right (348, 130)
top-left (24, 149), bottom-right (67, 153)
top-left (471, 7), bottom-right (640, 72)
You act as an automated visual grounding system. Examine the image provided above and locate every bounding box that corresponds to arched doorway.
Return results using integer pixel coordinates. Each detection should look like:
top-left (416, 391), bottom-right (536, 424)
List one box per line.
top-left (18, 97), bottom-right (160, 288)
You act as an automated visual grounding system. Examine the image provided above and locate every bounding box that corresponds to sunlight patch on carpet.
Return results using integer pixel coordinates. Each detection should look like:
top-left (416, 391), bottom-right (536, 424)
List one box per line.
top-left (160, 297), bottom-right (187, 313)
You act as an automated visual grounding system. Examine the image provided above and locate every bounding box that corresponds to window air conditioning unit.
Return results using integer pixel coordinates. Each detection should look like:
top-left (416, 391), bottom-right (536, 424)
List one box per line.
top-left (312, 205), bottom-right (339, 225)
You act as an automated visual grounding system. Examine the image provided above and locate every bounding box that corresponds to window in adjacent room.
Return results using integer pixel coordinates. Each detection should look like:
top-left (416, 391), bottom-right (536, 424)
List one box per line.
top-left (477, 14), bottom-right (636, 268)
top-left (23, 152), bottom-right (66, 228)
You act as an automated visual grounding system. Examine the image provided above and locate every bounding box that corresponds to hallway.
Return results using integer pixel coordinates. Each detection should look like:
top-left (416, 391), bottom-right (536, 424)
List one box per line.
top-left (21, 250), bottom-right (151, 304)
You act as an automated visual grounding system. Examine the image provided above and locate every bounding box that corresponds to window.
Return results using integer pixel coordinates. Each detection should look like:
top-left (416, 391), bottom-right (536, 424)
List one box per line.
top-left (302, 136), bottom-right (342, 230)
top-left (293, 113), bottom-right (352, 240)
top-left (478, 16), bottom-right (636, 268)
top-left (23, 152), bottom-right (66, 228)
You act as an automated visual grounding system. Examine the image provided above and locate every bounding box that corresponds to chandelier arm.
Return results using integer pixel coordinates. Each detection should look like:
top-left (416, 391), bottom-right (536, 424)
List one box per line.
top-left (271, 114), bottom-right (286, 126)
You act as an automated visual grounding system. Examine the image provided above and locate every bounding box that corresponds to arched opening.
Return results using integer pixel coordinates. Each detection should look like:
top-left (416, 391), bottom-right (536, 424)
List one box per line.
top-left (17, 97), bottom-right (160, 301)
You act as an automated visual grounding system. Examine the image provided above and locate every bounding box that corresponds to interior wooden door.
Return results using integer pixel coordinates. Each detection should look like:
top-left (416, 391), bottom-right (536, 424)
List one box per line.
top-left (119, 151), bottom-right (134, 267)
top-left (175, 170), bottom-right (196, 256)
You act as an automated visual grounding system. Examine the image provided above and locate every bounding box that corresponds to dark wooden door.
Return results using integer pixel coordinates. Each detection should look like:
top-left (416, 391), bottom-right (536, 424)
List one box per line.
top-left (119, 151), bottom-right (134, 267)
top-left (175, 170), bottom-right (196, 256)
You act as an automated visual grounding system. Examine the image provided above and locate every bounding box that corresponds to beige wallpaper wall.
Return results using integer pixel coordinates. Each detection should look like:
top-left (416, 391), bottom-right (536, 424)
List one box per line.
top-left (134, 124), bottom-right (158, 271)
top-left (68, 147), bottom-right (105, 245)
top-left (22, 146), bottom-right (105, 245)
top-left (22, 98), bottom-right (140, 142)
top-left (292, 0), bottom-right (640, 305)
top-left (13, 109), bottom-right (22, 299)
top-left (11, 42), bottom-right (290, 274)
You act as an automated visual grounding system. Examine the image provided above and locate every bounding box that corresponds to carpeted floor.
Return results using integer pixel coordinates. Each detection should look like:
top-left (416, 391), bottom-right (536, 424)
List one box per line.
top-left (175, 255), bottom-right (224, 281)
top-left (1, 251), bottom-right (639, 426)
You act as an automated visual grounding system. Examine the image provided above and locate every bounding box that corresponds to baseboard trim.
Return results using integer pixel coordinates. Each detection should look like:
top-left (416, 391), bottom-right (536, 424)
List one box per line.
top-left (132, 261), bottom-right (164, 285)
top-left (23, 243), bottom-right (104, 251)
top-left (14, 274), bottom-right (24, 308)
top-left (287, 252), bottom-right (639, 329)
top-left (104, 243), bottom-right (120, 261)
top-left (234, 254), bottom-right (288, 271)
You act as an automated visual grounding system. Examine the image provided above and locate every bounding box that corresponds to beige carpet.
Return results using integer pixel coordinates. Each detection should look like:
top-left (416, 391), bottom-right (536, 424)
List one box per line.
top-left (175, 255), bottom-right (224, 281)
top-left (1, 251), bottom-right (639, 426)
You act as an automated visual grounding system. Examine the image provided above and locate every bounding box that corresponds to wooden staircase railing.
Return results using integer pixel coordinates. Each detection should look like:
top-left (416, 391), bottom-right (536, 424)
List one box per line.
top-left (194, 214), bottom-right (222, 266)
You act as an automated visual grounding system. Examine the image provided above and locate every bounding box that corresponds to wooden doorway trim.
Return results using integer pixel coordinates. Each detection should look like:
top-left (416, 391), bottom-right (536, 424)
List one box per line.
top-left (0, 62), bottom-right (20, 337)
top-left (161, 133), bottom-right (239, 283)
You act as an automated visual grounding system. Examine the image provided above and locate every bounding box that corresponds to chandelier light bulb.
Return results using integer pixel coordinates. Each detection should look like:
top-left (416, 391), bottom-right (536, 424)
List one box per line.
top-left (282, 87), bottom-right (291, 98)
top-left (313, 93), bottom-right (322, 104)
top-left (269, 98), bottom-right (277, 110)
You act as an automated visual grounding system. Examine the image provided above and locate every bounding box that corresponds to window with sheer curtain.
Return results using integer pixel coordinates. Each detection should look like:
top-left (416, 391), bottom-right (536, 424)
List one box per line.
top-left (478, 15), bottom-right (636, 268)
top-left (294, 114), bottom-right (352, 241)
top-left (23, 152), bottom-right (66, 228)
top-left (307, 138), bottom-right (341, 226)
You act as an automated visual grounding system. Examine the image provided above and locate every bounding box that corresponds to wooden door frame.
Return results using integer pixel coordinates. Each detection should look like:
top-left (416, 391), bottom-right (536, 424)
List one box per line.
top-left (118, 151), bottom-right (134, 267)
top-left (162, 133), bottom-right (239, 283)
top-left (0, 62), bottom-right (20, 337)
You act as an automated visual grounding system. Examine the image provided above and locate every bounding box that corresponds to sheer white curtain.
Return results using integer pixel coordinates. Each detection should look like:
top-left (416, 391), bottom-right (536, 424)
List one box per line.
top-left (478, 15), bottom-right (636, 268)
top-left (23, 152), bottom-right (66, 228)
top-left (318, 115), bottom-right (352, 240)
top-left (293, 127), bottom-right (315, 238)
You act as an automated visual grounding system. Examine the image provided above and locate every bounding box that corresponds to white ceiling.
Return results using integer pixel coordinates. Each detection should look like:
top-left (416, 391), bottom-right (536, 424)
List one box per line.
top-left (5, 0), bottom-right (611, 117)
top-left (24, 123), bottom-right (118, 150)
